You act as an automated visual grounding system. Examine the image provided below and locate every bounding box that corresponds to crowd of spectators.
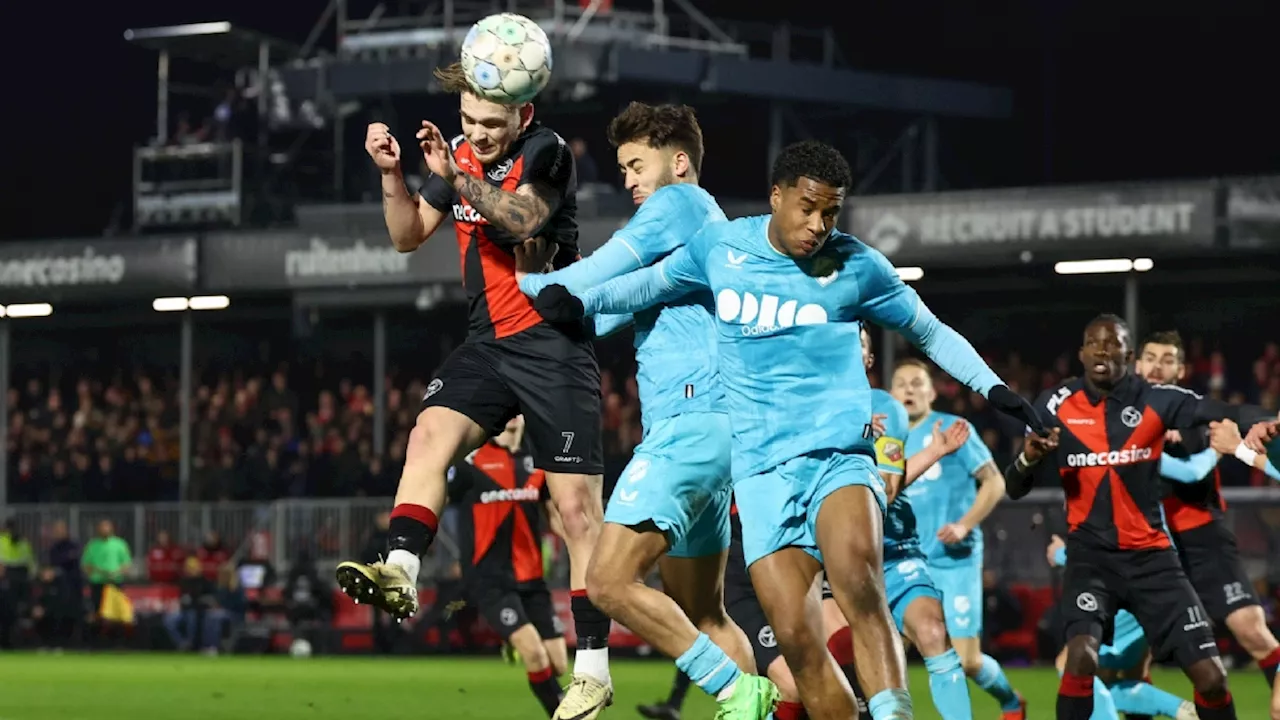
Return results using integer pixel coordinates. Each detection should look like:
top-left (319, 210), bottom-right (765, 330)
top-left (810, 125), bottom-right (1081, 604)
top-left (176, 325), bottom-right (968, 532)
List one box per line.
top-left (6, 337), bottom-right (1280, 505)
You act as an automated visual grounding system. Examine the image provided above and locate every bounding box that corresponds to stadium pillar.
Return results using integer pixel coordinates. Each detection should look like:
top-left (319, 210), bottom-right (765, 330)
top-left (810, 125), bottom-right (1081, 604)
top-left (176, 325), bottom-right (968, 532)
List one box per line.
top-left (373, 310), bottom-right (387, 456)
top-left (0, 321), bottom-right (8, 507)
top-left (1124, 274), bottom-right (1139, 344)
top-left (179, 312), bottom-right (193, 501)
top-left (881, 326), bottom-right (895, 390)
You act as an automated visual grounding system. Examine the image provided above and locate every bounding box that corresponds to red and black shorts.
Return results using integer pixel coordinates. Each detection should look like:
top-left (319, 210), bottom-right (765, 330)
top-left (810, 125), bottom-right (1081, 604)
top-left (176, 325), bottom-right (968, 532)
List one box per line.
top-left (424, 323), bottom-right (603, 475)
top-left (1060, 543), bottom-right (1218, 669)
top-left (1171, 519), bottom-right (1259, 625)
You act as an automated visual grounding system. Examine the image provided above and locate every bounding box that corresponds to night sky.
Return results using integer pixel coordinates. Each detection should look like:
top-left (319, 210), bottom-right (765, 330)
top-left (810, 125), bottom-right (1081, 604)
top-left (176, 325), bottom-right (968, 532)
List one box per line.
top-left (3, 0), bottom-right (1278, 240)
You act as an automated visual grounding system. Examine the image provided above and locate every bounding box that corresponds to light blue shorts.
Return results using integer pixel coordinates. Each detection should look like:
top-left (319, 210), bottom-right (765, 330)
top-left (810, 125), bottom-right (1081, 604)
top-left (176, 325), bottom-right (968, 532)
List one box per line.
top-left (604, 411), bottom-right (733, 559)
top-left (930, 562), bottom-right (984, 639)
top-left (884, 552), bottom-right (943, 634)
top-left (735, 450), bottom-right (885, 569)
top-left (1100, 609), bottom-right (1148, 670)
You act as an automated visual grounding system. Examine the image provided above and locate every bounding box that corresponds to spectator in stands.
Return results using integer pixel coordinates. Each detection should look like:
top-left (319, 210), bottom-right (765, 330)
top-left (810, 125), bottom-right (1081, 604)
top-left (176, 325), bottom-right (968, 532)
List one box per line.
top-left (284, 547), bottom-right (329, 626)
top-left (31, 566), bottom-right (78, 650)
top-left (47, 520), bottom-right (80, 579)
top-left (569, 137), bottom-right (599, 185)
top-left (214, 564), bottom-right (246, 646)
top-left (196, 531), bottom-right (230, 582)
top-left (235, 532), bottom-right (277, 604)
top-left (146, 530), bottom-right (185, 584)
top-left (165, 557), bottom-right (220, 653)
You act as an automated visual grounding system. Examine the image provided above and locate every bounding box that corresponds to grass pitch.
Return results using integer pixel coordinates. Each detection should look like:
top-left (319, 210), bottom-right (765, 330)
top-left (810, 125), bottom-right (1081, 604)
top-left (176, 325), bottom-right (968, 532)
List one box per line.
top-left (0, 653), bottom-right (1271, 719)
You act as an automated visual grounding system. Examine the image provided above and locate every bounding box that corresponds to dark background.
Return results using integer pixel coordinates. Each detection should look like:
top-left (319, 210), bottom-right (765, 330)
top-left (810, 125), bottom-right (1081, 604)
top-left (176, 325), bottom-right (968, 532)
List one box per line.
top-left (2, 0), bottom-right (1278, 240)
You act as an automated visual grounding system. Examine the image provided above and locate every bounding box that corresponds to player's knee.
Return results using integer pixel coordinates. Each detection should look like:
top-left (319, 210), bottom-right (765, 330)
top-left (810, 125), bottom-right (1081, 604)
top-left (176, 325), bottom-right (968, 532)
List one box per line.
top-left (1063, 636), bottom-right (1100, 677)
top-left (770, 615), bottom-right (819, 668)
top-left (913, 620), bottom-right (950, 659)
top-left (584, 561), bottom-right (622, 615)
top-left (547, 482), bottom-right (600, 542)
top-left (1187, 658), bottom-right (1229, 699)
top-left (829, 570), bottom-right (883, 620)
top-left (1226, 607), bottom-right (1276, 656)
top-left (407, 411), bottom-right (461, 467)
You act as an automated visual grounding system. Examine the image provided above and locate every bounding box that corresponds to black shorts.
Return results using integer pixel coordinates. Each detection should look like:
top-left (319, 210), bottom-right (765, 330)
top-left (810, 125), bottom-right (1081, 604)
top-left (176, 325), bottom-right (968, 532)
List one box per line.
top-left (1172, 520), bottom-right (1259, 624)
top-left (467, 578), bottom-right (563, 641)
top-left (723, 526), bottom-right (783, 673)
top-left (1060, 543), bottom-right (1218, 668)
top-left (425, 324), bottom-right (603, 474)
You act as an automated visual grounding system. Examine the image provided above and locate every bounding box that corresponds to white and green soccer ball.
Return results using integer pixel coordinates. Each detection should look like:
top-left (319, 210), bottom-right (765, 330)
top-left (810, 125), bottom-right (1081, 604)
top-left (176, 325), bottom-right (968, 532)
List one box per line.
top-left (459, 13), bottom-right (553, 105)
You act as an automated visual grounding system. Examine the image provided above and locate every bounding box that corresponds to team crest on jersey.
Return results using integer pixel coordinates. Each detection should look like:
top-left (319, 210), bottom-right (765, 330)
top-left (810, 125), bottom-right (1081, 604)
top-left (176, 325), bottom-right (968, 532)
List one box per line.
top-left (487, 158), bottom-right (515, 182)
top-left (1121, 406), bottom-right (1143, 428)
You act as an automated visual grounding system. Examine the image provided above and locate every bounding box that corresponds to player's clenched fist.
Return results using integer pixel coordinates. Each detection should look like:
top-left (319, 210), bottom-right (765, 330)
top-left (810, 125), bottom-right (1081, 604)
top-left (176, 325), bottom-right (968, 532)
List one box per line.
top-left (366, 123), bottom-right (402, 173)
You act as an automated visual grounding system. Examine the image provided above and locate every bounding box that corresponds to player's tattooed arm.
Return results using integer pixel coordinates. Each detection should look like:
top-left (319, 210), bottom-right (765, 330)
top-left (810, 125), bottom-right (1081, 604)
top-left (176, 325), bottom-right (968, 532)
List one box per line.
top-left (452, 173), bottom-right (555, 238)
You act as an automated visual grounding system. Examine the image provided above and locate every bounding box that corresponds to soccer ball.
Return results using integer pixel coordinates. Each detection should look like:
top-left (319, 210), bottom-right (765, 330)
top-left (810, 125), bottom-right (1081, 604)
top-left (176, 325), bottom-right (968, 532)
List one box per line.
top-left (459, 13), bottom-right (553, 105)
top-left (289, 638), bottom-right (312, 658)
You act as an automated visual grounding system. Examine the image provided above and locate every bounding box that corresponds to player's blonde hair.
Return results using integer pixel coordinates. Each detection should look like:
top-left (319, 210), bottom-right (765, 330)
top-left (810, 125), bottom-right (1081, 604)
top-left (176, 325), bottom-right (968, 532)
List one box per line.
top-left (433, 62), bottom-right (472, 95)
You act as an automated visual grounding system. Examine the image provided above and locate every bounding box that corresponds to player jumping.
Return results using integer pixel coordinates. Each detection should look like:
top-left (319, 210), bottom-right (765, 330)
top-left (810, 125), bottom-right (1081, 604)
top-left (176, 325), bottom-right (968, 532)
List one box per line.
top-left (1004, 314), bottom-right (1274, 720)
top-left (531, 140), bottom-right (1047, 720)
top-left (515, 101), bottom-right (777, 720)
top-left (1136, 331), bottom-right (1280, 705)
top-left (446, 416), bottom-right (568, 716)
top-left (336, 62), bottom-right (616, 716)
top-left (889, 358), bottom-right (1027, 719)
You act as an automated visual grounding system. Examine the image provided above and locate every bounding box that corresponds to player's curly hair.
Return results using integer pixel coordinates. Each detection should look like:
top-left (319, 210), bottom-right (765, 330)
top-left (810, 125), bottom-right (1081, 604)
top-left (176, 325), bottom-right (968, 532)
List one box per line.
top-left (433, 62), bottom-right (472, 95)
top-left (771, 140), bottom-right (852, 191)
top-left (607, 102), bottom-right (704, 175)
top-left (1140, 329), bottom-right (1185, 363)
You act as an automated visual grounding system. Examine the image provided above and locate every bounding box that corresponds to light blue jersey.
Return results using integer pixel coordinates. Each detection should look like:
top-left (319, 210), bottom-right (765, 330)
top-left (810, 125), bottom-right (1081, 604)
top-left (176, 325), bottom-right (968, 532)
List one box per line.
top-left (576, 215), bottom-right (1004, 480)
top-left (520, 183), bottom-right (727, 428)
top-left (572, 215), bottom-right (1004, 565)
top-left (903, 410), bottom-right (993, 568)
top-left (520, 183), bottom-right (731, 554)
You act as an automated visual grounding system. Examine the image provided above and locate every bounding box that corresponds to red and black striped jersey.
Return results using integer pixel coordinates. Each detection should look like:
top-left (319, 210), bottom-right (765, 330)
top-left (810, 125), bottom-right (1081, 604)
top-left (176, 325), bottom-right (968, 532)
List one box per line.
top-left (1161, 427), bottom-right (1227, 533)
top-left (421, 123), bottom-right (580, 340)
top-left (448, 442), bottom-right (549, 585)
top-left (1031, 374), bottom-right (1259, 551)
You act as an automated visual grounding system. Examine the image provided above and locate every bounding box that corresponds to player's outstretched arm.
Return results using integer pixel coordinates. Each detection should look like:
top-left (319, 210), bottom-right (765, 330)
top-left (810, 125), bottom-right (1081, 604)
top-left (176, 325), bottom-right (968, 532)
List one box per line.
top-left (593, 313), bottom-right (635, 338)
top-left (1208, 418), bottom-right (1280, 481)
top-left (858, 248), bottom-right (1048, 433)
top-left (519, 238), bottom-right (645, 297)
top-left (1152, 383), bottom-right (1273, 429)
top-left (1159, 449), bottom-right (1220, 484)
top-left (519, 188), bottom-right (698, 297)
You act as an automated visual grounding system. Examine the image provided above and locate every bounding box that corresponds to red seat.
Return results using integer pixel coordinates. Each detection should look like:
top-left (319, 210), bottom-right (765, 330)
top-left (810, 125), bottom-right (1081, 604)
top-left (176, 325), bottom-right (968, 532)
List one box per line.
top-left (990, 584), bottom-right (1055, 659)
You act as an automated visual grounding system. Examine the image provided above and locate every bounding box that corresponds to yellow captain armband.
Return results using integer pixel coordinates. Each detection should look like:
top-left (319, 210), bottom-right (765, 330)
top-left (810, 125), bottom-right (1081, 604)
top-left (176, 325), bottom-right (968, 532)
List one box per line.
top-left (875, 435), bottom-right (906, 473)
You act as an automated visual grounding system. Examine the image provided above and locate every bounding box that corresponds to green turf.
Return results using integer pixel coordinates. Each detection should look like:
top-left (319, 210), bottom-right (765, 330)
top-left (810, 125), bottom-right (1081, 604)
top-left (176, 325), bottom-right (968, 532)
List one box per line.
top-left (0, 653), bottom-right (1270, 719)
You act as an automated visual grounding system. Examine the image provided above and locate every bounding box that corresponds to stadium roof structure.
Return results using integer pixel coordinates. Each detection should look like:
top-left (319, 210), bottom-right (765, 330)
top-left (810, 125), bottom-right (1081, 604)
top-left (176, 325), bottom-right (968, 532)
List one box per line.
top-left (123, 22), bottom-right (301, 145)
top-left (123, 22), bottom-right (300, 69)
top-left (278, 0), bottom-right (1011, 120)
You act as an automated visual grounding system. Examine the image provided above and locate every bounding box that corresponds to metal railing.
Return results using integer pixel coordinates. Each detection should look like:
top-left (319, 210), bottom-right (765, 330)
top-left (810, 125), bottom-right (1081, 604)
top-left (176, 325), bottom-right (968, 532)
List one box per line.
top-left (5, 488), bottom-right (1279, 587)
